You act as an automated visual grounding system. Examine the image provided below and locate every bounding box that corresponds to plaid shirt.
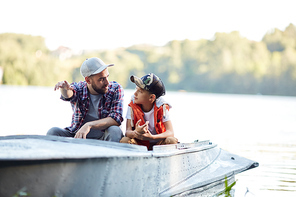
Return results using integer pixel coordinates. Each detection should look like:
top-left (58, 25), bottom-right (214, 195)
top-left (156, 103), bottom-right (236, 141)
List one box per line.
top-left (61, 81), bottom-right (124, 133)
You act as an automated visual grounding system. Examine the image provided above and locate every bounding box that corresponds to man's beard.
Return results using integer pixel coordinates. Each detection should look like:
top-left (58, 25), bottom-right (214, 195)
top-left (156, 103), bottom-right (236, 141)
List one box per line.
top-left (92, 83), bottom-right (108, 94)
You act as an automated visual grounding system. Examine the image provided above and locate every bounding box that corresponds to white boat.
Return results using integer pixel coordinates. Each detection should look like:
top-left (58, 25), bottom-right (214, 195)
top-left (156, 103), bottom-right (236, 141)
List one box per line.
top-left (0, 135), bottom-right (258, 197)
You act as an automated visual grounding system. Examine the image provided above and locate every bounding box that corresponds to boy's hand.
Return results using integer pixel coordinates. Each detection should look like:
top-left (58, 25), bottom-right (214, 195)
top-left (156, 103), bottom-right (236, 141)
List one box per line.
top-left (135, 129), bottom-right (153, 141)
top-left (135, 120), bottom-right (149, 134)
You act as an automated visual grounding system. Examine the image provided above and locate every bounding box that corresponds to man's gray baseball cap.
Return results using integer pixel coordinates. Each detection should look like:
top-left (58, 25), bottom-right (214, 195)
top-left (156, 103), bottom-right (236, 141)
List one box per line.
top-left (80, 57), bottom-right (114, 78)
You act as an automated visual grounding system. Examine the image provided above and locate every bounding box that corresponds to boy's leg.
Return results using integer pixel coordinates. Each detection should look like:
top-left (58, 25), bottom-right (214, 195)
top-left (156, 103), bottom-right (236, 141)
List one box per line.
top-left (119, 137), bottom-right (131, 143)
top-left (46, 127), bottom-right (75, 137)
top-left (120, 137), bottom-right (138, 145)
top-left (157, 137), bottom-right (178, 145)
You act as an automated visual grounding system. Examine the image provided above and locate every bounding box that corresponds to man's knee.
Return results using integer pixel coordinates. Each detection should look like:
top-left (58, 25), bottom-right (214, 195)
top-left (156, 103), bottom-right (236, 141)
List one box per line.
top-left (104, 126), bottom-right (123, 142)
top-left (47, 127), bottom-right (61, 136)
top-left (46, 127), bottom-right (73, 137)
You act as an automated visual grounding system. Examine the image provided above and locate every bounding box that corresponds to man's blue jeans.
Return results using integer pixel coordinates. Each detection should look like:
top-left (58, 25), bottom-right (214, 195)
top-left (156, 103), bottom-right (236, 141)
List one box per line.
top-left (47, 126), bottom-right (123, 142)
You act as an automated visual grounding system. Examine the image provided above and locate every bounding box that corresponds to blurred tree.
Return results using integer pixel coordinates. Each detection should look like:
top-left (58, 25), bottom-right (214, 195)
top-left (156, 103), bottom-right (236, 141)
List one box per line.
top-left (262, 28), bottom-right (285, 52)
top-left (0, 33), bottom-right (63, 86)
top-left (1, 24), bottom-right (296, 96)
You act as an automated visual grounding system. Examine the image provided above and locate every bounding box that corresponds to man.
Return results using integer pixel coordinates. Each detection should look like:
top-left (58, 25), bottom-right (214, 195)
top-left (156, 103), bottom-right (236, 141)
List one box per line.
top-left (47, 57), bottom-right (124, 142)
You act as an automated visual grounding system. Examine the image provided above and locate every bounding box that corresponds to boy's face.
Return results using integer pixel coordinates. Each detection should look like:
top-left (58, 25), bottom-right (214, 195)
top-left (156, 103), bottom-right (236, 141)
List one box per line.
top-left (134, 86), bottom-right (153, 105)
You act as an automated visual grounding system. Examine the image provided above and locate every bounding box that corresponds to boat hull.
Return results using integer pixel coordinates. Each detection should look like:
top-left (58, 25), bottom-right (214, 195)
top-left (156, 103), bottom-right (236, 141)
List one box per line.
top-left (0, 135), bottom-right (258, 197)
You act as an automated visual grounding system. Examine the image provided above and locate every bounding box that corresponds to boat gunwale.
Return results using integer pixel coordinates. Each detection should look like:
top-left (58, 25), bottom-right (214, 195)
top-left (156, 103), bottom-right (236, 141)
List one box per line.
top-left (0, 135), bottom-right (218, 160)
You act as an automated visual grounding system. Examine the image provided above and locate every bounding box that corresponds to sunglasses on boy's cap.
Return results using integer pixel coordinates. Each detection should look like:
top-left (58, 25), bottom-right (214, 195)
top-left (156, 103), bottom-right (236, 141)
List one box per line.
top-left (130, 73), bottom-right (165, 98)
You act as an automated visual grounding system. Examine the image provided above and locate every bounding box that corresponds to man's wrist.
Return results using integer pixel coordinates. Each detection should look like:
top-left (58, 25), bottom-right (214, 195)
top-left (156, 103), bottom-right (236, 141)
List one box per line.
top-left (84, 122), bottom-right (92, 130)
top-left (61, 88), bottom-right (73, 98)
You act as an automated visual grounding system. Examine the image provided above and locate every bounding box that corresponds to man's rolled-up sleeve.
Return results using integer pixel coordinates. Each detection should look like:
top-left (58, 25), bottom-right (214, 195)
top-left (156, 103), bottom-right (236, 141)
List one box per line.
top-left (108, 83), bottom-right (124, 125)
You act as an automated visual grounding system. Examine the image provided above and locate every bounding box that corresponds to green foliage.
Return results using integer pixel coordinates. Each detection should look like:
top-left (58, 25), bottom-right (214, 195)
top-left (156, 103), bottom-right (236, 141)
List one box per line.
top-left (263, 23), bottom-right (296, 52)
top-left (123, 24), bottom-right (296, 95)
top-left (1, 23), bottom-right (296, 96)
top-left (217, 176), bottom-right (236, 197)
top-left (13, 187), bottom-right (29, 197)
top-left (0, 33), bottom-right (66, 86)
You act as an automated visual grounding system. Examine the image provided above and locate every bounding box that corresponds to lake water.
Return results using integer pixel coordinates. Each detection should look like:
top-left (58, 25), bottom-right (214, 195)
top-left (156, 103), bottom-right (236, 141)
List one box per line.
top-left (0, 85), bottom-right (295, 196)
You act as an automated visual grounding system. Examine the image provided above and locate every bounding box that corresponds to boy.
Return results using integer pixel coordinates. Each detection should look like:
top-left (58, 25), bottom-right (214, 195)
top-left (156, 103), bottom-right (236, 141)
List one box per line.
top-left (120, 73), bottom-right (178, 150)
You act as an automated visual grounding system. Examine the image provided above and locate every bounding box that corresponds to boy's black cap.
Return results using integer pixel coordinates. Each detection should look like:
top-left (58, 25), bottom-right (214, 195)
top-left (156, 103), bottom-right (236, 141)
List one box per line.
top-left (130, 73), bottom-right (165, 98)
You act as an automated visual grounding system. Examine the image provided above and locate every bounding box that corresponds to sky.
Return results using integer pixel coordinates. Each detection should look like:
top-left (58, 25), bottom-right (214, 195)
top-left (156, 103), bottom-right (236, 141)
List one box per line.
top-left (1, 0), bottom-right (296, 51)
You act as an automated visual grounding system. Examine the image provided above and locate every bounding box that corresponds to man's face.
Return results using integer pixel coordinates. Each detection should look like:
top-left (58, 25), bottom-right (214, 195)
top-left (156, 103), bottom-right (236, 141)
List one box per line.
top-left (87, 68), bottom-right (109, 94)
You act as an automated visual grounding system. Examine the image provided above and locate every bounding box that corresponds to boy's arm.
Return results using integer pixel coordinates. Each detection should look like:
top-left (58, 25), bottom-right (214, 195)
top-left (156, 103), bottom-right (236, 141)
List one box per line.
top-left (126, 119), bottom-right (149, 139)
top-left (125, 119), bottom-right (137, 138)
top-left (155, 120), bottom-right (175, 139)
top-left (136, 120), bottom-right (174, 141)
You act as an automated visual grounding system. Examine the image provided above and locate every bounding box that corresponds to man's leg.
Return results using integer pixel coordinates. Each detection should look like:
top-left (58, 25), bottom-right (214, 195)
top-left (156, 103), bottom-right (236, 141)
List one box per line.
top-left (86, 129), bottom-right (104, 139)
top-left (101, 126), bottom-right (123, 142)
top-left (46, 127), bottom-right (75, 137)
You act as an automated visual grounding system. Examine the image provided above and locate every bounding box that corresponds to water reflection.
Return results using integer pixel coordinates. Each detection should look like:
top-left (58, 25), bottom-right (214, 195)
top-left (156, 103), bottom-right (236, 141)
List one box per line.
top-left (233, 143), bottom-right (296, 196)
